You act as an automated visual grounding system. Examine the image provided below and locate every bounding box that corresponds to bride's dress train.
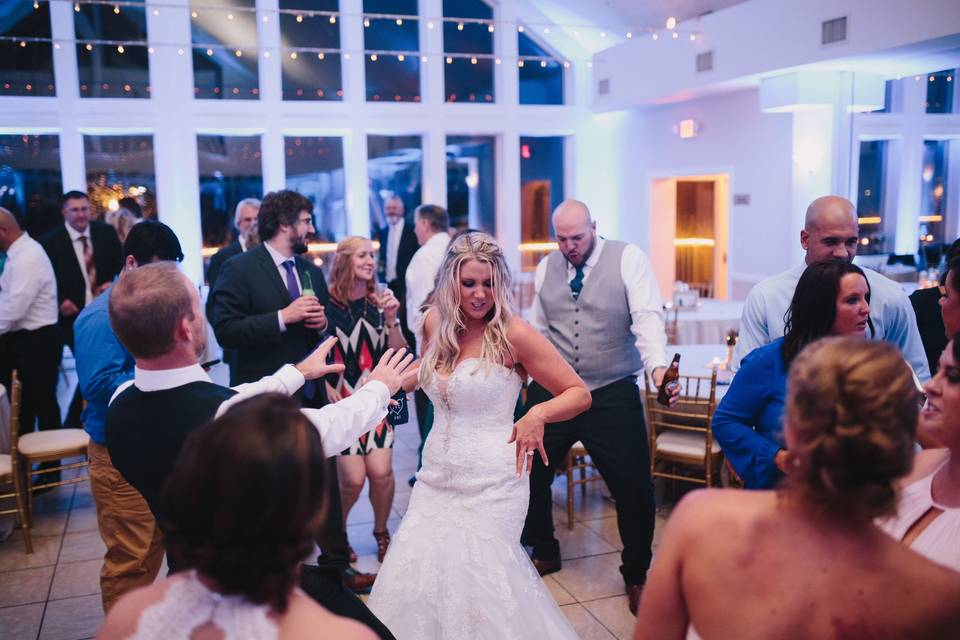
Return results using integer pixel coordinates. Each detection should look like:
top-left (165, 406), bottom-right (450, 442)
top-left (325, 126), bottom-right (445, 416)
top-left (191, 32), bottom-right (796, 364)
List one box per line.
top-left (368, 359), bottom-right (578, 639)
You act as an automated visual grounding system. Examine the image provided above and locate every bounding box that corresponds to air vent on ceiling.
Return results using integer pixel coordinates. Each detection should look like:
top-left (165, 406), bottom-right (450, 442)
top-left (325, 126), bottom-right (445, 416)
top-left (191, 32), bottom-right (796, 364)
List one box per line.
top-left (696, 51), bottom-right (713, 73)
top-left (598, 78), bottom-right (610, 96)
top-left (822, 16), bottom-right (847, 45)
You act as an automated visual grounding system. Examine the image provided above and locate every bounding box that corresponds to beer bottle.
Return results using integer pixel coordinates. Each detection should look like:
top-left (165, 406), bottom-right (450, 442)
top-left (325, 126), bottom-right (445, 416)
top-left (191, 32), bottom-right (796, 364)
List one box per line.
top-left (302, 271), bottom-right (315, 297)
top-left (657, 353), bottom-right (681, 405)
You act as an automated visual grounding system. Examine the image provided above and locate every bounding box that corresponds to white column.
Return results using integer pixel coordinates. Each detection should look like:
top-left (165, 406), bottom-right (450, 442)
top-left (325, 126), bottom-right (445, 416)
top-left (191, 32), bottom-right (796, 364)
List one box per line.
top-left (50, 0), bottom-right (84, 191)
top-left (894, 76), bottom-right (928, 256)
top-left (341, 0), bottom-right (369, 237)
top-left (147, 0), bottom-right (203, 282)
top-left (790, 108), bottom-right (834, 265)
top-left (258, 0), bottom-right (284, 192)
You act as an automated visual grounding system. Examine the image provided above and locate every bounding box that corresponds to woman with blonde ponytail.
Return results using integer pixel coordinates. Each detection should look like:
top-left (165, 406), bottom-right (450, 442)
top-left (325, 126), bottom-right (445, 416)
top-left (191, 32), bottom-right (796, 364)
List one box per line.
top-left (368, 231), bottom-right (590, 639)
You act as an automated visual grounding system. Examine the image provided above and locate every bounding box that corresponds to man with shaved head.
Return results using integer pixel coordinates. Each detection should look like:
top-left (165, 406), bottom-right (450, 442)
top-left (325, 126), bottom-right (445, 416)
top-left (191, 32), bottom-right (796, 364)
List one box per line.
top-left (0, 206), bottom-right (62, 440)
top-left (734, 195), bottom-right (929, 380)
top-left (522, 199), bottom-right (677, 615)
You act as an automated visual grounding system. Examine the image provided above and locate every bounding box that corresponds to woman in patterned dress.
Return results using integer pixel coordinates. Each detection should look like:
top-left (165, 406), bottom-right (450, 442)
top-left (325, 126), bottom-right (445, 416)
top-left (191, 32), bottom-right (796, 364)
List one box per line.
top-left (326, 236), bottom-right (408, 562)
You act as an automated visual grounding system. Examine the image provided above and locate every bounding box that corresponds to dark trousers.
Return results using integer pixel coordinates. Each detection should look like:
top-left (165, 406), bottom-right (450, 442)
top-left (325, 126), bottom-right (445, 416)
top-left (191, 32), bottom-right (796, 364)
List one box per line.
top-left (316, 457), bottom-right (351, 571)
top-left (414, 389), bottom-right (432, 470)
top-left (57, 323), bottom-right (84, 427)
top-left (521, 377), bottom-right (655, 586)
top-left (0, 325), bottom-right (62, 435)
top-left (299, 565), bottom-right (396, 640)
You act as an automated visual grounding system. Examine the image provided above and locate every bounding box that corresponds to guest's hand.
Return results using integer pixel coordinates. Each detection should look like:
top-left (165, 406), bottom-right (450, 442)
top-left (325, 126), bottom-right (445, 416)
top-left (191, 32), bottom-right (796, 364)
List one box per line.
top-left (282, 295), bottom-right (324, 326)
top-left (367, 348), bottom-right (419, 396)
top-left (324, 381), bottom-right (343, 404)
top-left (651, 367), bottom-right (681, 406)
top-left (60, 299), bottom-right (79, 317)
top-left (508, 406), bottom-right (549, 477)
top-left (304, 304), bottom-right (327, 331)
top-left (296, 336), bottom-right (345, 380)
top-left (774, 449), bottom-right (792, 475)
top-left (379, 290), bottom-right (401, 322)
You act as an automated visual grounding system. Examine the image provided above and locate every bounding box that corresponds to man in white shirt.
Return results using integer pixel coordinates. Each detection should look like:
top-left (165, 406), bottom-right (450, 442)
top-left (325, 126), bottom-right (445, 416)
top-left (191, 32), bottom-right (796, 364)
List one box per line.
top-left (405, 204), bottom-right (452, 350)
top-left (734, 195), bottom-right (930, 381)
top-left (522, 199), bottom-right (678, 616)
top-left (0, 207), bottom-right (62, 437)
top-left (106, 262), bottom-right (415, 639)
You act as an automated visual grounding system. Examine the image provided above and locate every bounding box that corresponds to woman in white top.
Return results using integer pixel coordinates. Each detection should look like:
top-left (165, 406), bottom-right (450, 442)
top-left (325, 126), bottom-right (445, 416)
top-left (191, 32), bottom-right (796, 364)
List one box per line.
top-left (97, 394), bottom-right (375, 640)
top-left (878, 336), bottom-right (960, 571)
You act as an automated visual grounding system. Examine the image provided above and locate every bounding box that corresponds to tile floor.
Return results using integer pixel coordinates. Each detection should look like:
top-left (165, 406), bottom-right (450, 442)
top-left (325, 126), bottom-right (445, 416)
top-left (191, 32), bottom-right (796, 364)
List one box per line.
top-left (0, 364), bottom-right (672, 640)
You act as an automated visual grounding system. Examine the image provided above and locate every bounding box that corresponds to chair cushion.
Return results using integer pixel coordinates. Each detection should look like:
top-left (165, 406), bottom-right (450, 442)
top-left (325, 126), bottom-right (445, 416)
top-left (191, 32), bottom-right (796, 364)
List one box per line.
top-left (656, 430), bottom-right (721, 458)
top-left (18, 429), bottom-right (89, 456)
top-left (0, 454), bottom-right (10, 477)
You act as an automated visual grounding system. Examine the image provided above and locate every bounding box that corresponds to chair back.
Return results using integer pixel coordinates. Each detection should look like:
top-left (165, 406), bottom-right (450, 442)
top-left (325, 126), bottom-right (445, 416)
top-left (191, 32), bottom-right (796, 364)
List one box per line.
top-left (8, 371), bottom-right (20, 456)
top-left (643, 369), bottom-right (718, 436)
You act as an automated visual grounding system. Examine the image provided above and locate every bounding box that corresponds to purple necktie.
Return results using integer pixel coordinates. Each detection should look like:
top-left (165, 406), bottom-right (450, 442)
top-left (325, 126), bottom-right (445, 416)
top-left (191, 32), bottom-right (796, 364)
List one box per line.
top-left (282, 260), bottom-right (300, 300)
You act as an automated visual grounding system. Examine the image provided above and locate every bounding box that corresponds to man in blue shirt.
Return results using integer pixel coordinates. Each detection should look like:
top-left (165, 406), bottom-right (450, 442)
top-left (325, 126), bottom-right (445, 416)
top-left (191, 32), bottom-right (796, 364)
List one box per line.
top-left (734, 195), bottom-right (930, 382)
top-left (73, 221), bottom-right (183, 612)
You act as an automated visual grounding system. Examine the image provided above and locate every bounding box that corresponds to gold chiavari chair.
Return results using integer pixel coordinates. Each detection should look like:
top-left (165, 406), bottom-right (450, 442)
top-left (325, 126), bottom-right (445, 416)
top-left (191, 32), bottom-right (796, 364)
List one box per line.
top-left (0, 373), bottom-right (32, 552)
top-left (562, 442), bottom-right (605, 529)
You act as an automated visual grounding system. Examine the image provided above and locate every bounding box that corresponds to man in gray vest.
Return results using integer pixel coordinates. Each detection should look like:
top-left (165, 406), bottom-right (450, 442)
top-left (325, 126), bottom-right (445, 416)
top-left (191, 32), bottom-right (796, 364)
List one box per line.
top-left (521, 199), bottom-right (677, 616)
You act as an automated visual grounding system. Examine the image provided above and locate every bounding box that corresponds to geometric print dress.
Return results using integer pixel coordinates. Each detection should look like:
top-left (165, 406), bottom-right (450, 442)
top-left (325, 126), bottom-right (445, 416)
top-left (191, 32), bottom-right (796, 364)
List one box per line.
top-left (326, 296), bottom-right (395, 455)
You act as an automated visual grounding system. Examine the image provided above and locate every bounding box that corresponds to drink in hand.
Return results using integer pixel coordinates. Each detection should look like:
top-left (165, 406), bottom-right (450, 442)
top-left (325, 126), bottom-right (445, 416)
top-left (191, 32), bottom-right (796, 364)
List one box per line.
top-left (302, 271), bottom-right (316, 298)
top-left (657, 353), bottom-right (681, 406)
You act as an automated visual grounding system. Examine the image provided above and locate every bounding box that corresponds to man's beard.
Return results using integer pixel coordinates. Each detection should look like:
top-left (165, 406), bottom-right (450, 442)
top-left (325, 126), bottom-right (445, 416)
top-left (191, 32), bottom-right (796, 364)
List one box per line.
top-left (292, 233), bottom-right (309, 255)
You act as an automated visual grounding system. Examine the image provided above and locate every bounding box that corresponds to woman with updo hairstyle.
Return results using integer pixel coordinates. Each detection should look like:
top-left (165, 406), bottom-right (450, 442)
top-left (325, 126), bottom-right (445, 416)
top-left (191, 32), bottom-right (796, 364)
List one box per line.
top-left (634, 338), bottom-right (960, 640)
top-left (97, 394), bottom-right (375, 640)
top-left (878, 334), bottom-right (960, 571)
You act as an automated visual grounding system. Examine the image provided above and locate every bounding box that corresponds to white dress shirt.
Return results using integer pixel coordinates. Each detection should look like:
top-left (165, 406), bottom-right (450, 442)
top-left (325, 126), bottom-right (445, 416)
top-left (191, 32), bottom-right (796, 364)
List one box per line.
top-left (264, 242), bottom-right (302, 333)
top-left (0, 233), bottom-right (58, 334)
top-left (386, 219), bottom-right (404, 282)
top-left (405, 231), bottom-right (451, 352)
top-left (530, 237), bottom-right (669, 375)
top-left (110, 363), bottom-right (391, 458)
top-left (734, 262), bottom-right (931, 381)
top-left (64, 221), bottom-right (94, 304)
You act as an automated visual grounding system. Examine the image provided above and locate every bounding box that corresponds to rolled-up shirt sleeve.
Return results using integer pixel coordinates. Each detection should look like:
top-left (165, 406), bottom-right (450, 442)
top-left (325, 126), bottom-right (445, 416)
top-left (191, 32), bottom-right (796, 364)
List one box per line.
top-left (529, 256), bottom-right (550, 337)
top-left (621, 245), bottom-right (668, 375)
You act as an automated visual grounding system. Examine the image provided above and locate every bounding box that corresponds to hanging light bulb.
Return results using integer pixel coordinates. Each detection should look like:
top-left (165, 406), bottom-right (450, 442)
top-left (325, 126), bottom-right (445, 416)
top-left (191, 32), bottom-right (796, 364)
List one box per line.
top-left (690, 34), bottom-right (696, 41)
top-left (177, 48), bottom-right (184, 55)
top-left (445, 56), bottom-right (453, 64)
top-left (666, 16), bottom-right (677, 29)
top-left (290, 51), bottom-right (298, 59)
top-left (543, 27), bottom-right (550, 34)
top-left (563, 60), bottom-right (571, 68)
top-left (540, 59), bottom-right (547, 68)
top-left (74, 2), bottom-right (80, 11)
top-left (626, 31), bottom-right (633, 38)
top-left (33, 1), bottom-right (39, 9)
top-left (397, 54), bottom-right (405, 61)
top-left (113, 5), bottom-right (120, 15)
top-left (364, 18), bottom-right (370, 27)
top-left (370, 53), bottom-right (377, 61)
top-left (488, 23), bottom-right (494, 32)
top-left (235, 49), bottom-right (242, 57)
top-left (518, 60), bottom-right (524, 67)
top-left (457, 22), bottom-right (464, 31)
top-left (672, 31), bottom-right (678, 39)
top-left (470, 57), bottom-right (477, 65)
top-left (317, 52), bottom-right (325, 59)
top-left (427, 21), bottom-right (434, 29)
top-left (206, 48), bottom-right (213, 56)
top-left (518, 25), bottom-right (524, 33)
top-left (191, 11), bottom-right (197, 18)
top-left (147, 46), bottom-right (154, 53)
top-left (85, 43), bottom-right (93, 51)
top-left (652, 32), bottom-right (659, 40)
top-left (495, 57), bottom-right (501, 64)
top-left (264, 50), bottom-right (271, 58)
top-left (421, 54), bottom-right (428, 62)
top-left (396, 18), bottom-right (403, 26)
top-left (296, 14), bottom-right (303, 22)
top-left (329, 15), bottom-right (336, 24)
top-left (600, 31), bottom-right (606, 38)
top-left (117, 45), bottom-right (125, 53)
top-left (227, 13), bottom-right (234, 20)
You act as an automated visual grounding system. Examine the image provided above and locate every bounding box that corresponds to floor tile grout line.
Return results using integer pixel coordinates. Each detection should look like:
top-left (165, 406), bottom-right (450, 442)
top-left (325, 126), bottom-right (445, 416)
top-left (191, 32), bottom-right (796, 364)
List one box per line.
top-left (36, 485), bottom-right (76, 640)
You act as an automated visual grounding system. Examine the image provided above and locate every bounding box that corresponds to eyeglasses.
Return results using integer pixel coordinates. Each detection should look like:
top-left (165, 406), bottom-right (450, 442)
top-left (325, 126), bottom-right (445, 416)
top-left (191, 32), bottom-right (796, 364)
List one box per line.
top-left (296, 216), bottom-right (314, 226)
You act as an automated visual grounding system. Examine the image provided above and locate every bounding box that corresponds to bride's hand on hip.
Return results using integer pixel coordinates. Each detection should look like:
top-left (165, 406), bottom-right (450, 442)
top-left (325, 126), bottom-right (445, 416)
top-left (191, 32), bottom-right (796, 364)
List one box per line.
top-left (508, 407), bottom-right (549, 477)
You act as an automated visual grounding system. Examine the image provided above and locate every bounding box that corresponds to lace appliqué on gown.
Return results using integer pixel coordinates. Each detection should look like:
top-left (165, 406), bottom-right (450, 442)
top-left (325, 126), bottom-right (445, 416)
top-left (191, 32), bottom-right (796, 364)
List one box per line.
top-left (129, 572), bottom-right (278, 640)
top-left (368, 359), bottom-right (578, 639)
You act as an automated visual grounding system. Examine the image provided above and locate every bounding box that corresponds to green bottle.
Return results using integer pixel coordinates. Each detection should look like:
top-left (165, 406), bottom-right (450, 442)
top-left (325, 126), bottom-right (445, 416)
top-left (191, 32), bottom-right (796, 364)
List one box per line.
top-left (302, 270), bottom-right (315, 297)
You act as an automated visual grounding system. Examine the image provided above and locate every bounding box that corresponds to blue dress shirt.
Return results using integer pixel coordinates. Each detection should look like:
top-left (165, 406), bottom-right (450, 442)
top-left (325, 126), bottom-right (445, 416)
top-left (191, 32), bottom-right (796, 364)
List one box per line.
top-left (712, 337), bottom-right (788, 489)
top-left (74, 284), bottom-right (134, 445)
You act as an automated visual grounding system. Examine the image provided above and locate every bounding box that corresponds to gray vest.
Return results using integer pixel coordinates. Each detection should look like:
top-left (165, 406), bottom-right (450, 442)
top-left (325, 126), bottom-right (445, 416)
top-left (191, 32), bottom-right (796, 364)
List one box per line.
top-left (538, 240), bottom-right (643, 390)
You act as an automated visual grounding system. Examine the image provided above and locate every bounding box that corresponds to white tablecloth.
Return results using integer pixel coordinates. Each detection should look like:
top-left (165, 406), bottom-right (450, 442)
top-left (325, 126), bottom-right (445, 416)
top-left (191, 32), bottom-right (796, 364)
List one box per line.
top-left (674, 300), bottom-right (744, 345)
top-left (669, 344), bottom-right (733, 401)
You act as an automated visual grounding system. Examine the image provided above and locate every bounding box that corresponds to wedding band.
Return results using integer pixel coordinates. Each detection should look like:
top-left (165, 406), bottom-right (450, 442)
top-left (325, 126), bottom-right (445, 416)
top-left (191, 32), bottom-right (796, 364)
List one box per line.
top-left (525, 451), bottom-right (534, 456)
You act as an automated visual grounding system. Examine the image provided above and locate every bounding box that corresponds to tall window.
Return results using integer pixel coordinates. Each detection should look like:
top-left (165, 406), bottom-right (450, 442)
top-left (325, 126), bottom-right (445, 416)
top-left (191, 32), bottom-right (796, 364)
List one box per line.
top-left (367, 135), bottom-right (422, 232)
top-left (0, 134), bottom-right (63, 240)
top-left (855, 140), bottom-right (890, 255)
top-left (442, 0), bottom-right (494, 103)
top-left (280, 1), bottom-right (343, 101)
top-left (446, 135), bottom-right (495, 233)
top-left (190, 0), bottom-right (260, 100)
top-left (1, 3), bottom-right (55, 97)
top-left (926, 69), bottom-right (956, 114)
top-left (285, 136), bottom-right (346, 241)
top-left (518, 31), bottom-right (563, 105)
top-left (76, 1), bottom-right (150, 98)
top-left (920, 140), bottom-right (950, 247)
top-left (520, 136), bottom-right (564, 269)
top-left (364, 0), bottom-right (420, 102)
top-left (197, 135), bottom-right (263, 248)
top-left (84, 135), bottom-right (157, 221)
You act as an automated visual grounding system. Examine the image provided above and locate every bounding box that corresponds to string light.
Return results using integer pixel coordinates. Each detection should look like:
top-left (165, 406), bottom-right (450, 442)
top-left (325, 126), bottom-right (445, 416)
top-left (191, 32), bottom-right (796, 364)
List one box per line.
top-left (518, 60), bottom-right (524, 67)
top-left (427, 21), bottom-right (434, 29)
top-left (666, 16), bottom-right (678, 29)
top-left (518, 25), bottom-right (524, 33)
top-left (290, 51), bottom-right (298, 59)
top-left (329, 15), bottom-right (336, 24)
top-left (370, 53), bottom-right (377, 61)
top-left (488, 24), bottom-right (494, 32)
top-left (457, 22), bottom-right (464, 31)
top-left (470, 56), bottom-right (477, 64)
top-left (652, 33), bottom-right (659, 40)
top-left (397, 54), bottom-right (404, 61)
top-left (85, 43), bottom-right (92, 50)
top-left (33, 0), bottom-right (39, 8)
top-left (317, 52), bottom-right (324, 59)
top-left (626, 32), bottom-right (633, 38)
top-left (364, 18), bottom-right (370, 27)
top-left (540, 60), bottom-right (547, 67)
top-left (396, 18), bottom-right (402, 26)
top-left (117, 44), bottom-right (124, 53)
top-left (235, 49), bottom-right (242, 56)
top-left (113, 5), bottom-right (119, 14)
top-left (672, 31), bottom-right (679, 39)
top-left (296, 14), bottom-right (303, 23)
top-left (446, 56), bottom-right (452, 64)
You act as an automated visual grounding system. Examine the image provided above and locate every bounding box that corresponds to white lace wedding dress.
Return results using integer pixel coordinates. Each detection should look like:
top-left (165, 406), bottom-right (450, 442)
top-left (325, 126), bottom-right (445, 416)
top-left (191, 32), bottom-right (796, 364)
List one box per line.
top-left (368, 358), bottom-right (578, 639)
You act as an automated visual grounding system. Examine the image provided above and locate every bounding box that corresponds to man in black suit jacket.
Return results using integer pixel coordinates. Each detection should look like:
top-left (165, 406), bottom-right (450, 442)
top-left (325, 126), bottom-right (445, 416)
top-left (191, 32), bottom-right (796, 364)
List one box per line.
top-left (377, 196), bottom-right (419, 348)
top-left (40, 191), bottom-right (123, 351)
top-left (209, 189), bottom-right (377, 595)
top-left (205, 197), bottom-right (261, 304)
top-left (40, 191), bottom-right (122, 428)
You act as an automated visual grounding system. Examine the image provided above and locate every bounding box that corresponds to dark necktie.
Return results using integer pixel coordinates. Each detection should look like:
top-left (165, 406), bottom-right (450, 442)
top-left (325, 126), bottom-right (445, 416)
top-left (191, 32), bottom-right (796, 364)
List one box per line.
top-left (79, 235), bottom-right (97, 296)
top-left (282, 259), bottom-right (300, 300)
top-left (570, 265), bottom-right (585, 299)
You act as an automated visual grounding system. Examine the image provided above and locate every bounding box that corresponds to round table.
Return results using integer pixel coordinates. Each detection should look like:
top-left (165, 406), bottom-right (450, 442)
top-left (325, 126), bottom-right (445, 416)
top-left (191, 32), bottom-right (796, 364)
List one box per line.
top-left (674, 300), bottom-right (744, 345)
top-left (668, 344), bottom-right (733, 401)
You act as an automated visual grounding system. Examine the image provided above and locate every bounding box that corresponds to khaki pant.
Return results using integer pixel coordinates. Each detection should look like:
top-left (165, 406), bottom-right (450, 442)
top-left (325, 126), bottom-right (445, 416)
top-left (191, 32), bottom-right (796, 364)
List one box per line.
top-left (88, 442), bottom-right (165, 611)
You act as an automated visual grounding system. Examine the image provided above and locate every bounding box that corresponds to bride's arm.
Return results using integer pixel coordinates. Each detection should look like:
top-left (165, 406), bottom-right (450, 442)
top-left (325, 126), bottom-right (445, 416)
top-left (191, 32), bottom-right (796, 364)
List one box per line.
top-left (508, 317), bottom-right (591, 476)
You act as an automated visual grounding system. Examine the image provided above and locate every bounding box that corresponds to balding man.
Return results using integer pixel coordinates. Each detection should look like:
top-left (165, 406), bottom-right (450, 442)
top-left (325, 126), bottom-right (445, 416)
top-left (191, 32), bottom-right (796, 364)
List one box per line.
top-left (522, 199), bottom-right (676, 616)
top-left (0, 207), bottom-right (61, 439)
top-left (205, 197), bottom-right (260, 300)
top-left (735, 196), bottom-right (929, 380)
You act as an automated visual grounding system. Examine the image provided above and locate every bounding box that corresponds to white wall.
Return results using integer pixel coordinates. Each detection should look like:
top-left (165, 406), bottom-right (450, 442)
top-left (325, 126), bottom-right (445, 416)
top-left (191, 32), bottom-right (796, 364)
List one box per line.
top-left (579, 88), bottom-right (794, 298)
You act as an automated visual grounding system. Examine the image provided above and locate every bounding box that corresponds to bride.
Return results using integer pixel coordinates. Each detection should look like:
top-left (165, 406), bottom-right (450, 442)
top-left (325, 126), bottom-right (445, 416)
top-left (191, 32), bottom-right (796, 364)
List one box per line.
top-left (368, 232), bottom-right (591, 639)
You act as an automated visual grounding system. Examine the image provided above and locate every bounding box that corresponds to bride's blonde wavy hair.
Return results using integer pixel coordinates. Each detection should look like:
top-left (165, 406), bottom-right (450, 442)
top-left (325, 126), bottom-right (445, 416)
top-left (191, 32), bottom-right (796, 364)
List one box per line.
top-left (421, 231), bottom-right (515, 383)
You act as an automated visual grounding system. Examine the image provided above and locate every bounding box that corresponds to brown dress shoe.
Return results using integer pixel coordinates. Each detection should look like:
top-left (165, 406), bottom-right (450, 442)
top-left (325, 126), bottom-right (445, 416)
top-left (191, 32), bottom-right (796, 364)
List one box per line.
top-left (374, 529), bottom-right (391, 562)
top-left (531, 557), bottom-right (562, 577)
top-left (627, 583), bottom-right (644, 616)
top-left (341, 567), bottom-right (377, 594)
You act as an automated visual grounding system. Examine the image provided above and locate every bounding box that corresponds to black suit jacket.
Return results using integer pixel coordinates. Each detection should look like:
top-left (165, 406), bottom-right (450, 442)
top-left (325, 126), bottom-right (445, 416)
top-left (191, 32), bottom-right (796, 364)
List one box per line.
top-left (910, 286), bottom-right (947, 375)
top-left (40, 221), bottom-right (122, 347)
top-left (205, 240), bottom-right (243, 318)
top-left (377, 222), bottom-right (419, 292)
top-left (209, 244), bottom-right (329, 388)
